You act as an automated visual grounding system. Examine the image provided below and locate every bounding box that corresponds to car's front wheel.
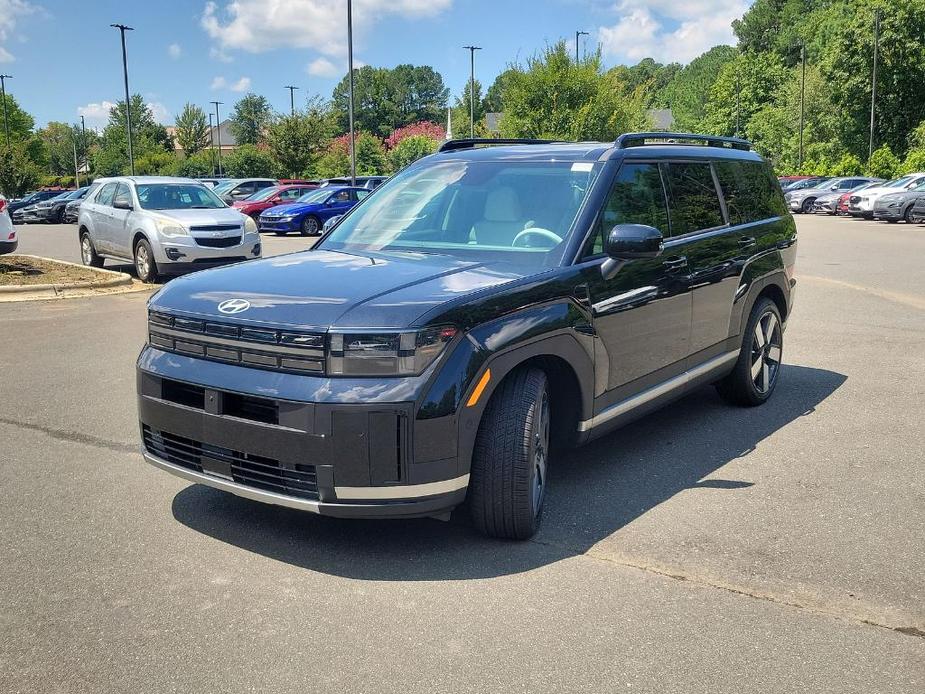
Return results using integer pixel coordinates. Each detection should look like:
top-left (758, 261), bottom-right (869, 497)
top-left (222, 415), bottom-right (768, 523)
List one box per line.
top-left (80, 232), bottom-right (103, 268)
top-left (904, 205), bottom-right (917, 224)
top-left (300, 215), bottom-right (321, 236)
top-left (800, 198), bottom-right (815, 213)
top-left (133, 238), bottom-right (158, 283)
top-left (716, 297), bottom-right (783, 406)
top-left (469, 367), bottom-right (550, 540)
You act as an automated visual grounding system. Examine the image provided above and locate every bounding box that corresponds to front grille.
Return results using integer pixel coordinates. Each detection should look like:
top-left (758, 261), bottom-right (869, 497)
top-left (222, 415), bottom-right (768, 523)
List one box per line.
top-left (189, 224), bottom-right (241, 232)
top-left (143, 425), bottom-right (319, 500)
top-left (148, 311), bottom-right (325, 375)
top-left (194, 235), bottom-right (241, 248)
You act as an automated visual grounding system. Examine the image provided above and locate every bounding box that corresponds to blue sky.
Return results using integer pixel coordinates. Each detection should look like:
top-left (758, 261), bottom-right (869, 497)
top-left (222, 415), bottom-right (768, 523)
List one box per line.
top-left (0, 0), bottom-right (751, 129)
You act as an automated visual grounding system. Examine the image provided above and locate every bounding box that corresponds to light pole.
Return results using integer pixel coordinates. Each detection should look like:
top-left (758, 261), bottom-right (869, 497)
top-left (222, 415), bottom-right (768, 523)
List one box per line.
top-left (575, 30), bottom-right (589, 63)
top-left (0, 74), bottom-right (12, 151)
top-left (72, 134), bottom-right (80, 187)
top-left (463, 45), bottom-right (482, 138)
top-left (285, 85), bottom-right (299, 116)
top-left (798, 40), bottom-right (806, 170)
top-left (869, 9), bottom-right (881, 160)
top-left (110, 24), bottom-right (135, 175)
top-left (208, 112), bottom-right (216, 176)
top-left (347, 0), bottom-right (356, 185)
top-left (211, 101), bottom-right (223, 176)
top-left (80, 115), bottom-right (87, 173)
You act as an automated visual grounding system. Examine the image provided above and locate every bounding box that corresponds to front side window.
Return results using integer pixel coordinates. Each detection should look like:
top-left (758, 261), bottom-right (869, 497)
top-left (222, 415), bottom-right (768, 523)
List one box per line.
top-left (356, 189), bottom-right (370, 201)
top-left (298, 190), bottom-right (331, 204)
top-left (96, 183), bottom-right (117, 207)
top-left (248, 187), bottom-right (281, 202)
top-left (332, 190), bottom-right (351, 203)
top-left (582, 163), bottom-right (669, 258)
top-left (320, 160), bottom-right (601, 268)
top-left (663, 162), bottom-right (725, 235)
top-left (135, 184), bottom-right (226, 210)
top-left (279, 188), bottom-right (302, 200)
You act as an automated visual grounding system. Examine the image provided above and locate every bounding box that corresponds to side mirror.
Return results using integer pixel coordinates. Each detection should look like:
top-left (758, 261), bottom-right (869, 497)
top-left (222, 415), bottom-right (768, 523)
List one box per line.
top-left (113, 198), bottom-right (133, 210)
top-left (605, 224), bottom-right (663, 259)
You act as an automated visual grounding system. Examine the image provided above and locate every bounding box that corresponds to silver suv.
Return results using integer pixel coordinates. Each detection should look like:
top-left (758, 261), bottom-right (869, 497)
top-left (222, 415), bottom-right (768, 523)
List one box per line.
top-left (77, 176), bottom-right (261, 282)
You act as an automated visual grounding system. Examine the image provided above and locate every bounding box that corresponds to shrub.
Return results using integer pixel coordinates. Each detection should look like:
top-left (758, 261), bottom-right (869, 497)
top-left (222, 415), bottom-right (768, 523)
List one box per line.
top-left (222, 144), bottom-right (277, 178)
top-left (385, 121), bottom-right (446, 149)
top-left (866, 145), bottom-right (900, 179)
top-left (388, 135), bottom-right (438, 171)
top-left (316, 133), bottom-right (387, 177)
top-left (899, 148), bottom-right (925, 175)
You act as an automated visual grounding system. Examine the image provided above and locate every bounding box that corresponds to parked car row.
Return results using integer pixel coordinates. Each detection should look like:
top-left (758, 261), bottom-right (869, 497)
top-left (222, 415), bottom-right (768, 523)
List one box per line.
top-left (780, 173), bottom-right (925, 224)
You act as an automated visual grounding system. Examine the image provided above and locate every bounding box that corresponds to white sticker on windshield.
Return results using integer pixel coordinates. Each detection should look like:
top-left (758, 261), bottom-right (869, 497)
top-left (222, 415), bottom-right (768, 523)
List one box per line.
top-left (571, 162), bottom-right (593, 172)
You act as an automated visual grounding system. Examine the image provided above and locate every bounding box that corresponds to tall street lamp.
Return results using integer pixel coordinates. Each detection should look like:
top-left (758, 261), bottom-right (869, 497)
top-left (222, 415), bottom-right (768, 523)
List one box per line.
top-left (110, 24), bottom-right (135, 175)
top-left (80, 114), bottom-right (87, 173)
top-left (575, 30), bottom-right (589, 63)
top-left (463, 45), bottom-right (482, 138)
top-left (0, 74), bottom-right (12, 151)
top-left (347, 0), bottom-right (356, 186)
top-left (869, 9), bottom-right (881, 160)
top-left (208, 112), bottom-right (216, 177)
top-left (285, 85), bottom-right (299, 116)
top-left (798, 40), bottom-right (806, 170)
top-left (211, 101), bottom-right (224, 176)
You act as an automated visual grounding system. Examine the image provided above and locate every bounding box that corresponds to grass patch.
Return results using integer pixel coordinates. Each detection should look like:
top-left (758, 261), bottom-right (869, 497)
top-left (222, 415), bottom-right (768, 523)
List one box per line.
top-left (0, 256), bottom-right (113, 287)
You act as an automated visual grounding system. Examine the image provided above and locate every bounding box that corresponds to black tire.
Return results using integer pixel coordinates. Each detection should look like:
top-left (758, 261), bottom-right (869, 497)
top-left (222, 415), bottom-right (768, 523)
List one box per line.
top-left (904, 205), bottom-right (916, 224)
top-left (274, 230), bottom-right (288, 236)
top-left (800, 198), bottom-right (815, 213)
top-left (469, 367), bottom-right (550, 540)
top-left (716, 298), bottom-right (783, 407)
top-left (79, 231), bottom-right (103, 268)
top-left (300, 215), bottom-right (321, 236)
top-left (133, 238), bottom-right (158, 283)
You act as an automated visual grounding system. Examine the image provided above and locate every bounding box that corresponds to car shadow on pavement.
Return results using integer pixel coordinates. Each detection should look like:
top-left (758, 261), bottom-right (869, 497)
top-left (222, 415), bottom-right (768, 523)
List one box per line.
top-left (171, 364), bottom-right (846, 580)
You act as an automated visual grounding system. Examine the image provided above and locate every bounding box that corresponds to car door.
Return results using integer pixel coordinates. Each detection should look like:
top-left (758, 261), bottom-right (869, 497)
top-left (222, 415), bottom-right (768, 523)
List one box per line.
top-left (109, 183), bottom-right (135, 258)
top-left (89, 182), bottom-right (118, 253)
top-left (323, 189), bottom-right (353, 221)
top-left (581, 162), bottom-right (692, 401)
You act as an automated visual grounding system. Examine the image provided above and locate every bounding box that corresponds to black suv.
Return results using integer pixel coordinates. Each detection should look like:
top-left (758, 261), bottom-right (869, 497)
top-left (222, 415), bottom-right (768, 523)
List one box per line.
top-left (138, 133), bottom-right (796, 539)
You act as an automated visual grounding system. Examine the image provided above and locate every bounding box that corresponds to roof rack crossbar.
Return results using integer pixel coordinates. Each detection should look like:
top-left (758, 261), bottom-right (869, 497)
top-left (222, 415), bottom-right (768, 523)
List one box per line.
top-left (438, 138), bottom-right (559, 153)
top-left (615, 132), bottom-right (753, 151)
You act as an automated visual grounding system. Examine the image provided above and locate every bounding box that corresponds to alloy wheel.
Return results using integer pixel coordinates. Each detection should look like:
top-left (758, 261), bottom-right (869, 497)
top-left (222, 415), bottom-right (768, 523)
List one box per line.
top-left (750, 311), bottom-right (782, 394)
top-left (135, 244), bottom-right (150, 279)
top-left (81, 236), bottom-right (92, 264)
top-left (531, 390), bottom-right (550, 515)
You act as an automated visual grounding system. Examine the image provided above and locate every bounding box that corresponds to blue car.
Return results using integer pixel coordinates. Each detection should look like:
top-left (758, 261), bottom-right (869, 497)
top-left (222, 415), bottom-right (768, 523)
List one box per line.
top-left (258, 186), bottom-right (370, 236)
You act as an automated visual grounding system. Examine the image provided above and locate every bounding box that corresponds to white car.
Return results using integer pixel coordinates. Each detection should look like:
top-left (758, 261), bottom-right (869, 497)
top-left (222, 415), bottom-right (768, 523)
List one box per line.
top-left (77, 176), bottom-right (261, 282)
top-left (850, 173), bottom-right (925, 218)
top-left (0, 195), bottom-right (16, 254)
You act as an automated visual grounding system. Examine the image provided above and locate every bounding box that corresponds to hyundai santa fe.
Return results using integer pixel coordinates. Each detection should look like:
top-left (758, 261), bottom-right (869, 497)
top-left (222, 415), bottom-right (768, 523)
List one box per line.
top-left (138, 133), bottom-right (797, 539)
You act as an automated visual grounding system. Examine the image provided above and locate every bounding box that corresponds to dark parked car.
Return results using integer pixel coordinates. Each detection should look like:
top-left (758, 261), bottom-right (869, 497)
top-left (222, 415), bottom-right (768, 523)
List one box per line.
top-left (33, 186), bottom-right (93, 223)
top-left (872, 180), bottom-right (925, 223)
top-left (258, 186), bottom-right (370, 235)
top-left (211, 178), bottom-right (277, 204)
top-left (63, 182), bottom-right (102, 223)
top-left (911, 196), bottom-right (925, 223)
top-left (138, 133), bottom-right (796, 539)
top-left (8, 189), bottom-right (70, 219)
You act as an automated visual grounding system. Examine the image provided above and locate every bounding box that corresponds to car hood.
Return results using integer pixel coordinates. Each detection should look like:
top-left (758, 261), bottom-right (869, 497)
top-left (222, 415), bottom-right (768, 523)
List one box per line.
top-left (149, 249), bottom-right (526, 330)
top-left (262, 202), bottom-right (318, 216)
top-left (148, 207), bottom-right (245, 227)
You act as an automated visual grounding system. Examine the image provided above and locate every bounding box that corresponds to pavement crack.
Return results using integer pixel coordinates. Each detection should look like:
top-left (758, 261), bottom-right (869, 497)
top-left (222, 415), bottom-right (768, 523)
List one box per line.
top-left (0, 416), bottom-right (137, 454)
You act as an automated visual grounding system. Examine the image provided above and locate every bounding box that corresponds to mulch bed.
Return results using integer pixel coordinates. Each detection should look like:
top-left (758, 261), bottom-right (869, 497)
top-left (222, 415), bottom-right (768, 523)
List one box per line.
top-left (0, 256), bottom-right (112, 287)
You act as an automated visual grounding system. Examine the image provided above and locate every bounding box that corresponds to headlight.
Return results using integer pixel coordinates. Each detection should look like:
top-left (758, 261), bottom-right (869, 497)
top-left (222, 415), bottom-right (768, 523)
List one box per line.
top-left (243, 216), bottom-right (257, 234)
top-left (327, 326), bottom-right (458, 376)
top-left (154, 217), bottom-right (188, 237)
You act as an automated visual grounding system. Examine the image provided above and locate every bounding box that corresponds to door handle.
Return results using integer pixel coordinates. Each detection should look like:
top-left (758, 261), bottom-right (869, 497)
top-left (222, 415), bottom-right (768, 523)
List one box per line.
top-left (738, 236), bottom-right (757, 248)
top-left (662, 256), bottom-right (688, 272)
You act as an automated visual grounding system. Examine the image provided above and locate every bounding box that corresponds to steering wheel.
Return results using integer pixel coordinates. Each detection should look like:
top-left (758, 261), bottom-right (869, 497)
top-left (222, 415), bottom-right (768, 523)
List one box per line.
top-left (512, 227), bottom-right (563, 249)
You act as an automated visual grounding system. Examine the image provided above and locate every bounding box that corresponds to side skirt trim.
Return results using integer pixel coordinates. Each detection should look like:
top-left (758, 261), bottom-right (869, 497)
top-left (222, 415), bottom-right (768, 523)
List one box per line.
top-left (578, 350), bottom-right (739, 433)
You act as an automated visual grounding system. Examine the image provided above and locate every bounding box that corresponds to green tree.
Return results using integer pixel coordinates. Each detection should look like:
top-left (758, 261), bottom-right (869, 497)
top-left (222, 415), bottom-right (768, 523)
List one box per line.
top-left (658, 46), bottom-right (738, 131)
top-left (228, 93), bottom-right (273, 146)
top-left (498, 42), bottom-right (649, 141)
top-left (866, 144), bottom-right (900, 178)
top-left (316, 132), bottom-right (388, 178)
top-left (900, 148), bottom-right (925, 174)
top-left (451, 79), bottom-right (488, 136)
top-left (701, 52), bottom-right (790, 139)
top-left (223, 144), bottom-right (277, 177)
top-left (173, 149), bottom-right (215, 178)
top-left (174, 103), bottom-right (210, 155)
top-left (264, 97), bottom-right (336, 177)
top-left (0, 141), bottom-right (42, 197)
top-left (38, 122), bottom-right (81, 176)
top-left (610, 58), bottom-right (682, 108)
top-left (93, 95), bottom-right (172, 176)
top-left (135, 149), bottom-right (177, 175)
top-left (388, 134), bottom-right (438, 172)
top-left (332, 64), bottom-right (449, 136)
top-left (0, 92), bottom-right (36, 143)
top-left (485, 68), bottom-right (518, 112)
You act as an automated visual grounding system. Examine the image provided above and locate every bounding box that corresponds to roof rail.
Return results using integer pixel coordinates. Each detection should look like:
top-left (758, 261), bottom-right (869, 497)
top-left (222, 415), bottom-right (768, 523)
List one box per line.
top-left (615, 132), bottom-right (753, 151)
top-left (438, 138), bottom-right (559, 153)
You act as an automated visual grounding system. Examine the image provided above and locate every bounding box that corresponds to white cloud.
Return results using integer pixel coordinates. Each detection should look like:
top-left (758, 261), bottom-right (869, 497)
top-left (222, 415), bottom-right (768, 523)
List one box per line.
top-left (211, 75), bottom-right (251, 91)
top-left (147, 101), bottom-right (170, 123)
top-left (231, 76), bottom-right (251, 92)
top-left (306, 57), bottom-right (340, 79)
top-left (211, 76), bottom-right (227, 90)
top-left (599, 1), bottom-right (748, 65)
top-left (77, 99), bottom-right (170, 127)
top-left (167, 43), bottom-right (182, 59)
top-left (0, 0), bottom-right (39, 63)
top-left (201, 0), bottom-right (452, 58)
top-left (210, 46), bottom-right (233, 63)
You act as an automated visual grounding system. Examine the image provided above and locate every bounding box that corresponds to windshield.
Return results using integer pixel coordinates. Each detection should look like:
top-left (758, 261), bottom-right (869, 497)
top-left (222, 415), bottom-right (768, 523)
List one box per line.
top-left (211, 181), bottom-right (238, 195)
top-left (883, 175), bottom-right (913, 188)
top-left (786, 177), bottom-right (828, 191)
top-left (319, 160), bottom-right (601, 267)
top-left (297, 189), bottom-right (332, 204)
top-left (246, 187), bottom-right (281, 202)
top-left (135, 184), bottom-right (226, 210)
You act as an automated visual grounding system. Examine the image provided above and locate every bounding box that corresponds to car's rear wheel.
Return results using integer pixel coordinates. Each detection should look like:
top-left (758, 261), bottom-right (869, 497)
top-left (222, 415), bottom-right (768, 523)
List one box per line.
top-left (469, 367), bottom-right (549, 540)
top-left (300, 215), bottom-right (321, 236)
top-left (80, 232), bottom-right (104, 268)
top-left (716, 298), bottom-right (783, 407)
top-left (133, 238), bottom-right (158, 283)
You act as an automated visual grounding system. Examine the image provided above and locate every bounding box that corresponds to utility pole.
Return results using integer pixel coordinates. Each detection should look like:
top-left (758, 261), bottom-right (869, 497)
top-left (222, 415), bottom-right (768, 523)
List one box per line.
top-left (575, 30), bottom-right (589, 63)
top-left (347, 0), bottom-right (356, 186)
top-left (284, 85), bottom-right (299, 116)
top-left (110, 24), bottom-right (135, 175)
top-left (208, 112), bottom-right (216, 177)
top-left (72, 135), bottom-right (80, 187)
top-left (798, 40), bottom-right (806, 169)
top-left (463, 45), bottom-right (482, 138)
top-left (80, 115), bottom-right (87, 173)
top-left (734, 69), bottom-right (740, 138)
top-left (210, 101), bottom-right (223, 176)
top-left (0, 74), bottom-right (12, 151)
top-left (869, 9), bottom-right (881, 160)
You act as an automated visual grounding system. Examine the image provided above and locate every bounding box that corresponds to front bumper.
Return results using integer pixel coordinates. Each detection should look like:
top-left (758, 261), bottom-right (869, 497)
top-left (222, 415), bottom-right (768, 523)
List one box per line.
top-left (137, 347), bottom-right (466, 517)
top-left (258, 216), bottom-right (300, 233)
top-left (155, 231), bottom-right (261, 270)
top-left (872, 205), bottom-right (903, 220)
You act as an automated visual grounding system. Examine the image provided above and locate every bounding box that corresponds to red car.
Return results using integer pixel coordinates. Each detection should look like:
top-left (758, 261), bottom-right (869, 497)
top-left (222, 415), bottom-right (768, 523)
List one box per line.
top-left (232, 184), bottom-right (318, 219)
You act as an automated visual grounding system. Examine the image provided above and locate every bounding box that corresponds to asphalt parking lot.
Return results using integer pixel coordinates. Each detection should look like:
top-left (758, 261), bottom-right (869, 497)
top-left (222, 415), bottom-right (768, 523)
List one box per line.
top-left (1, 216), bottom-right (923, 692)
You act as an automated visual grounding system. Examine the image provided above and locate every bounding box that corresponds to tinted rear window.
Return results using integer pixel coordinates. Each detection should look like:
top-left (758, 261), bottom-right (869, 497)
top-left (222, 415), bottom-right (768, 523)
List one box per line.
top-left (715, 160), bottom-right (787, 225)
top-left (663, 162), bottom-right (725, 235)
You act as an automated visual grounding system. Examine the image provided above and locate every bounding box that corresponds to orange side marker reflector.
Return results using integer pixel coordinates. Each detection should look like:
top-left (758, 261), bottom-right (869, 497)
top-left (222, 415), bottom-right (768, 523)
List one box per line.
top-left (466, 368), bottom-right (492, 407)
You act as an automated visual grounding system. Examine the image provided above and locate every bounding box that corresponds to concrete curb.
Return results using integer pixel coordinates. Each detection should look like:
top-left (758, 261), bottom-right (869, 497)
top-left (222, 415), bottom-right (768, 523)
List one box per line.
top-left (0, 254), bottom-right (135, 299)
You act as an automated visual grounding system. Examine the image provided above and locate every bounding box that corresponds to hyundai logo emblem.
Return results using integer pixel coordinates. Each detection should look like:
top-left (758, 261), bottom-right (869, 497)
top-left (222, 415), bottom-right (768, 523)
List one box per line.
top-left (218, 298), bottom-right (251, 314)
